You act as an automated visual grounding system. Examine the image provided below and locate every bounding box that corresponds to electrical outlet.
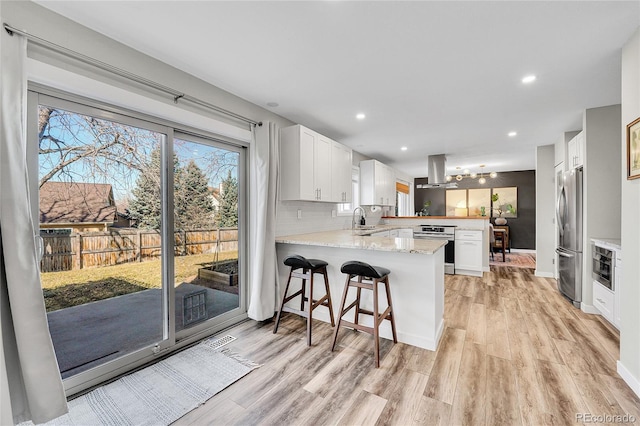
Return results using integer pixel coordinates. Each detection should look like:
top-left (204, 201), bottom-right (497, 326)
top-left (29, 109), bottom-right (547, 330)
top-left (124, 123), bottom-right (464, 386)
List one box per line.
top-left (297, 209), bottom-right (302, 219)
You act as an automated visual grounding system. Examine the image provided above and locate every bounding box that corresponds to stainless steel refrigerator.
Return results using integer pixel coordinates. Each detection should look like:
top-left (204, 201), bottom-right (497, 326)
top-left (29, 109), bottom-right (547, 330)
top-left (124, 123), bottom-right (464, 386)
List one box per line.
top-left (556, 168), bottom-right (583, 307)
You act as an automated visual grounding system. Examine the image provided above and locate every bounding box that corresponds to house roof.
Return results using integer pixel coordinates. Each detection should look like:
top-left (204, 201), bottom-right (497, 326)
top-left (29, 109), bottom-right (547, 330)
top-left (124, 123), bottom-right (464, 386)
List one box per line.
top-left (40, 181), bottom-right (117, 225)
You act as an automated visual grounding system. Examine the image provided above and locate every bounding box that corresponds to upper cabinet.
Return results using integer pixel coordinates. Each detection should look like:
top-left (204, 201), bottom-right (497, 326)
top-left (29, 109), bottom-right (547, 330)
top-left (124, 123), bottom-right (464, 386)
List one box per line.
top-left (331, 141), bottom-right (352, 203)
top-left (360, 159), bottom-right (396, 206)
top-left (567, 131), bottom-right (585, 169)
top-left (280, 125), bottom-right (352, 203)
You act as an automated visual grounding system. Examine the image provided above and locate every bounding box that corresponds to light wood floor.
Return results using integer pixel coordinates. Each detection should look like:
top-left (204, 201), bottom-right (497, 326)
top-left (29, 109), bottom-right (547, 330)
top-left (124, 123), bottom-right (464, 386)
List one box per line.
top-left (174, 266), bottom-right (640, 426)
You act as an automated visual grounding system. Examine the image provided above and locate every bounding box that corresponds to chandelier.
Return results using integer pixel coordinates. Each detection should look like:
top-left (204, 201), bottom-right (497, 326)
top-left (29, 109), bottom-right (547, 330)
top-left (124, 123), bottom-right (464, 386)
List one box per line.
top-left (446, 164), bottom-right (497, 185)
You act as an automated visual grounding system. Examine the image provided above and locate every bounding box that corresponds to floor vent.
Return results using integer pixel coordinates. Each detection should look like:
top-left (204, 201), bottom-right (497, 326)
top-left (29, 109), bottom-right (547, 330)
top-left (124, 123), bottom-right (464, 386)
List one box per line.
top-left (205, 335), bottom-right (237, 350)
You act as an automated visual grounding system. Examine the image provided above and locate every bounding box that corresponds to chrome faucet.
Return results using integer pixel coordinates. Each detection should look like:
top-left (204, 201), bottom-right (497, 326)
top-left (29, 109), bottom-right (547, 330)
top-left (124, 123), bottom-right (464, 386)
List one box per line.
top-left (352, 206), bottom-right (366, 230)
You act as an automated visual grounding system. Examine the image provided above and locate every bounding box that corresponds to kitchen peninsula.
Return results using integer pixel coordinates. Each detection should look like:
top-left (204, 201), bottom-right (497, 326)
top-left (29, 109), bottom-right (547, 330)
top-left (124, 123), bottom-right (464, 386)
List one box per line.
top-left (275, 229), bottom-right (447, 350)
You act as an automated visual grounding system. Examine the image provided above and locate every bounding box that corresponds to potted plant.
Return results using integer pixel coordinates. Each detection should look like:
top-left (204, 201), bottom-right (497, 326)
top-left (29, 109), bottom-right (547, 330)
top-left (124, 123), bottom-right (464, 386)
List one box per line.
top-left (492, 193), bottom-right (508, 225)
top-left (422, 200), bottom-right (431, 216)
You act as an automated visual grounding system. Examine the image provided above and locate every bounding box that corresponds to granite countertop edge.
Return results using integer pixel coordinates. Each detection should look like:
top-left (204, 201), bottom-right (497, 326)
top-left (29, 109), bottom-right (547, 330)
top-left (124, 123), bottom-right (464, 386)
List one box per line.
top-left (276, 230), bottom-right (447, 255)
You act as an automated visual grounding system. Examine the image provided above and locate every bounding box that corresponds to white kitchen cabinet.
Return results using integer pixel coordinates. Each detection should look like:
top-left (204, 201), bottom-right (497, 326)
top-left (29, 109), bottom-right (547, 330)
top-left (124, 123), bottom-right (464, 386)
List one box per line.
top-left (567, 131), bottom-right (584, 170)
top-left (314, 134), bottom-right (332, 201)
top-left (593, 281), bottom-right (615, 324)
top-left (455, 229), bottom-right (483, 277)
top-left (281, 125), bottom-right (349, 202)
top-left (360, 159), bottom-right (396, 206)
top-left (389, 229), bottom-right (399, 238)
top-left (331, 141), bottom-right (352, 203)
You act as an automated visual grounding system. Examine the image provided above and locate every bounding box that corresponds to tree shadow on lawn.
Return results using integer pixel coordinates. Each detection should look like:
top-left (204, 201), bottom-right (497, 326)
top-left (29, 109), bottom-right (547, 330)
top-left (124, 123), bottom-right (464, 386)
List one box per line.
top-left (43, 278), bottom-right (148, 312)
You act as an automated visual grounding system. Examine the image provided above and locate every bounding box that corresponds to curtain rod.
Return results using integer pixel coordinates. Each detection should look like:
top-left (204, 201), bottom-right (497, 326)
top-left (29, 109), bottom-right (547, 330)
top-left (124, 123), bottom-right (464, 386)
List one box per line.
top-left (3, 23), bottom-right (262, 127)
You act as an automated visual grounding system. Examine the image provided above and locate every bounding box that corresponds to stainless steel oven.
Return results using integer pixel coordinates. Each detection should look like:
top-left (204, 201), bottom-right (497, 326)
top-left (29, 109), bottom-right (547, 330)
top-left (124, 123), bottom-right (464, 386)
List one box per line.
top-left (414, 225), bottom-right (455, 274)
top-left (592, 245), bottom-right (614, 290)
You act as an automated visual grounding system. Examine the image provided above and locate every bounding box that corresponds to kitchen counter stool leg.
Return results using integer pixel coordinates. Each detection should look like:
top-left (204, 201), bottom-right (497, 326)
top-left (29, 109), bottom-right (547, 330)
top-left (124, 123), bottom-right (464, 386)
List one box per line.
top-left (274, 255), bottom-right (334, 346)
top-left (331, 261), bottom-right (394, 368)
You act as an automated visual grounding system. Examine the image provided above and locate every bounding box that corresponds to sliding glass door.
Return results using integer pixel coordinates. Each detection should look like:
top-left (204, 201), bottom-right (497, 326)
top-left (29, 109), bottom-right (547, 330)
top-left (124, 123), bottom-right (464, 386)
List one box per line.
top-left (28, 90), bottom-right (247, 395)
top-left (172, 134), bottom-right (244, 340)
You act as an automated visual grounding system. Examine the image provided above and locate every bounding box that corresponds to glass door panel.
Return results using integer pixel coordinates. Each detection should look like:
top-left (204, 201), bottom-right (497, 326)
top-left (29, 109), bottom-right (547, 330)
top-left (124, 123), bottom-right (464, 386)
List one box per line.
top-left (172, 136), bottom-right (242, 335)
top-left (36, 100), bottom-right (168, 379)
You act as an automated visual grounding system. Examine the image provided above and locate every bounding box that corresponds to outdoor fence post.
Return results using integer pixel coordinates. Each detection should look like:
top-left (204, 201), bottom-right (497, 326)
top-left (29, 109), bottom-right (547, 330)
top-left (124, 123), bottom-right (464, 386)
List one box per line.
top-left (138, 230), bottom-right (143, 262)
top-left (183, 230), bottom-right (187, 256)
top-left (77, 233), bottom-right (83, 270)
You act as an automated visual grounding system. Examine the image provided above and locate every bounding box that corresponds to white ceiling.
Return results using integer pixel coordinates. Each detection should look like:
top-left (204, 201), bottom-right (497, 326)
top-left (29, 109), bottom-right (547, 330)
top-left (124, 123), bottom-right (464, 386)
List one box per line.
top-left (34, 1), bottom-right (640, 178)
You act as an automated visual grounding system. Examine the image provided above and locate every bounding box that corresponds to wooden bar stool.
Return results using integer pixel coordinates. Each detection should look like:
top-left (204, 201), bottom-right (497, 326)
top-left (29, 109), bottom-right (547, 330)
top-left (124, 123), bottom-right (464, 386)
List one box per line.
top-left (331, 260), bottom-right (397, 367)
top-left (273, 254), bottom-right (335, 346)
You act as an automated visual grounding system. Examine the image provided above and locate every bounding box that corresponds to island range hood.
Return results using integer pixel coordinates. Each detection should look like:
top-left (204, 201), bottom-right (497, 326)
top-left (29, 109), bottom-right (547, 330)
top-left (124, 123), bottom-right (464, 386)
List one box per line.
top-left (419, 154), bottom-right (458, 188)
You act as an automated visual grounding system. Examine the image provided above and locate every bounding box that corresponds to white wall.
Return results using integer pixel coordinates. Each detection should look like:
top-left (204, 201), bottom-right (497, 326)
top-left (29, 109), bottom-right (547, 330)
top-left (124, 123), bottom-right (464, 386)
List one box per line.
top-left (535, 145), bottom-right (555, 277)
top-left (619, 26), bottom-right (640, 398)
top-left (581, 105), bottom-right (622, 310)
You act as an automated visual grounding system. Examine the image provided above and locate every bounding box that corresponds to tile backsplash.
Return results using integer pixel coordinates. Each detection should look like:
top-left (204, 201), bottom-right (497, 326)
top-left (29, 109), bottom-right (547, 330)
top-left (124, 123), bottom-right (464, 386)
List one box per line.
top-left (276, 201), bottom-right (388, 236)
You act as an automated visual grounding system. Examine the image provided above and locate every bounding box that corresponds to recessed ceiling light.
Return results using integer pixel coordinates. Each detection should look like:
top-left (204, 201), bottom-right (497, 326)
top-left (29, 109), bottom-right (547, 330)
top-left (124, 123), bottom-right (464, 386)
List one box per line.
top-left (508, 131), bottom-right (517, 137)
top-left (356, 113), bottom-right (366, 120)
top-left (266, 102), bottom-right (279, 107)
top-left (401, 146), bottom-right (408, 151)
top-left (522, 75), bottom-right (536, 84)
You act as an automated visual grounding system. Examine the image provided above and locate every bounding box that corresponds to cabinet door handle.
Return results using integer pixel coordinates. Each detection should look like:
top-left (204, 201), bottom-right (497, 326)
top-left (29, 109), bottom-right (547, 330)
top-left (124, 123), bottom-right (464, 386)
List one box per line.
top-left (596, 298), bottom-right (605, 305)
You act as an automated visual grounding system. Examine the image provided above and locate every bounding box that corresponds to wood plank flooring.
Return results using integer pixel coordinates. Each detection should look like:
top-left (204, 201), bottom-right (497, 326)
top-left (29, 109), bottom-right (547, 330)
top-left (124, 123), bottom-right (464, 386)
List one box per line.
top-left (173, 266), bottom-right (640, 426)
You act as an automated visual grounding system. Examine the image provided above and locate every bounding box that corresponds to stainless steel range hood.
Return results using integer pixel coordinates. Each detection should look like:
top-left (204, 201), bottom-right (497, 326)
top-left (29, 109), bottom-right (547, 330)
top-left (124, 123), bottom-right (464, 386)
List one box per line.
top-left (419, 154), bottom-right (458, 188)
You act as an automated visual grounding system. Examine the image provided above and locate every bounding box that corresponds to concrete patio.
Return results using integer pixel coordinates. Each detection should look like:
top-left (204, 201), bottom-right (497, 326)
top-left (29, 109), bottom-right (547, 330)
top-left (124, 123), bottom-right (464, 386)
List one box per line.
top-left (47, 283), bottom-right (239, 378)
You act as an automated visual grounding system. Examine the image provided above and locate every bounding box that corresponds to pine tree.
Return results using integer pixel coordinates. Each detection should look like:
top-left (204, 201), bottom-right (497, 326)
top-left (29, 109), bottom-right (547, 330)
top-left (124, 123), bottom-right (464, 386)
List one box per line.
top-left (177, 160), bottom-right (214, 229)
top-left (215, 171), bottom-right (238, 227)
top-left (128, 148), bottom-right (162, 229)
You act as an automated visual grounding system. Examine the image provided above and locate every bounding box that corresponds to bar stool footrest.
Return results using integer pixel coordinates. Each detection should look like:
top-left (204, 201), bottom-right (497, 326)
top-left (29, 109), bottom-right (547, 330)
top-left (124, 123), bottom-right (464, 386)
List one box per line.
top-left (338, 319), bottom-right (373, 334)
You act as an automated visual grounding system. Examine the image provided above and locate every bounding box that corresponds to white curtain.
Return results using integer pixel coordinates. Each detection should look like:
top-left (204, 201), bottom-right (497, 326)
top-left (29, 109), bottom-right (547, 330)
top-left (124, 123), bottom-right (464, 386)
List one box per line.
top-left (248, 122), bottom-right (279, 321)
top-left (0, 28), bottom-right (68, 424)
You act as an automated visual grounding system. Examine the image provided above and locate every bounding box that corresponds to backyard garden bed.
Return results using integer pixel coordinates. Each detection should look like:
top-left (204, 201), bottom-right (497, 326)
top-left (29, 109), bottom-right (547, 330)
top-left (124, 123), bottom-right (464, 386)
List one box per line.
top-left (198, 260), bottom-right (239, 287)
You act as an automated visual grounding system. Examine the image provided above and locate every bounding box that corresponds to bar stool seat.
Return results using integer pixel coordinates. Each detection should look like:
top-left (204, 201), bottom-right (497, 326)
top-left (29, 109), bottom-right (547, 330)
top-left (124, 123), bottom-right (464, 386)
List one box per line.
top-left (331, 260), bottom-right (397, 367)
top-left (273, 254), bottom-right (335, 346)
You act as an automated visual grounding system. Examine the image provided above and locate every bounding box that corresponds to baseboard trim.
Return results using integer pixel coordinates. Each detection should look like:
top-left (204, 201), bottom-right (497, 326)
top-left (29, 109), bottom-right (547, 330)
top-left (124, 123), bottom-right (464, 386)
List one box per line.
top-left (617, 361), bottom-right (640, 398)
top-left (581, 303), bottom-right (600, 315)
top-left (535, 270), bottom-right (555, 278)
top-left (455, 268), bottom-right (483, 277)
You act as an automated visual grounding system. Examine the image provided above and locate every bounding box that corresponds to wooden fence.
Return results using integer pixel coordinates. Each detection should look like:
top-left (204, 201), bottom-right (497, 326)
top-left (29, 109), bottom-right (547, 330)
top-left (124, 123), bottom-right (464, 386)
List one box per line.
top-left (40, 228), bottom-right (239, 272)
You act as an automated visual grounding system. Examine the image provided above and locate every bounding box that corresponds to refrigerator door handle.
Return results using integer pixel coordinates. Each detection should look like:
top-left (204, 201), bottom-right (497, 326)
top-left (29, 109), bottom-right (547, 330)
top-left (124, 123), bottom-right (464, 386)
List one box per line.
top-left (556, 248), bottom-right (572, 258)
top-left (556, 187), bottom-right (565, 236)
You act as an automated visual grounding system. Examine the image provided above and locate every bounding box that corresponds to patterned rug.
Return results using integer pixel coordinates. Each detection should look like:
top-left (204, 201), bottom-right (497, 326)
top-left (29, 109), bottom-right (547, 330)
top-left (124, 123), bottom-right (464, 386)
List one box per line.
top-left (490, 252), bottom-right (536, 268)
top-left (32, 336), bottom-right (259, 426)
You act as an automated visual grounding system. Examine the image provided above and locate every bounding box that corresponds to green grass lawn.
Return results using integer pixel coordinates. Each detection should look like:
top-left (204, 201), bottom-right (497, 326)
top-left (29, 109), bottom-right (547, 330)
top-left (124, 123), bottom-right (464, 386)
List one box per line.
top-left (41, 251), bottom-right (238, 312)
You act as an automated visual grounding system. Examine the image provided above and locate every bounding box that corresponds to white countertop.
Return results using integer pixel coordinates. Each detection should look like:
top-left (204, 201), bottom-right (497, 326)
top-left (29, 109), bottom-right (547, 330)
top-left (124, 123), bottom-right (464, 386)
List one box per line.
top-left (591, 238), bottom-right (622, 250)
top-left (276, 229), bottom-right (447, 254)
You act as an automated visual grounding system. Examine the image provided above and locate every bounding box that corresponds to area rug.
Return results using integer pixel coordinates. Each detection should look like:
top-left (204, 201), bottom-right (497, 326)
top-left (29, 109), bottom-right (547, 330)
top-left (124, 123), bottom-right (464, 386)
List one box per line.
top-left (34, 335), bottom-right (259, 426)
top-left (490, 252), bottom-right (536, 269)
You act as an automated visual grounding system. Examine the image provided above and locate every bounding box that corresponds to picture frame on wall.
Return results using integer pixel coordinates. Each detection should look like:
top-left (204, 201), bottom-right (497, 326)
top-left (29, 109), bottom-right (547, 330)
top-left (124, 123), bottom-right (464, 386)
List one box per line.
top-left (627, 116), bottom-right (640, 180)
top-left (491, 187), bottom-right (518, 218)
